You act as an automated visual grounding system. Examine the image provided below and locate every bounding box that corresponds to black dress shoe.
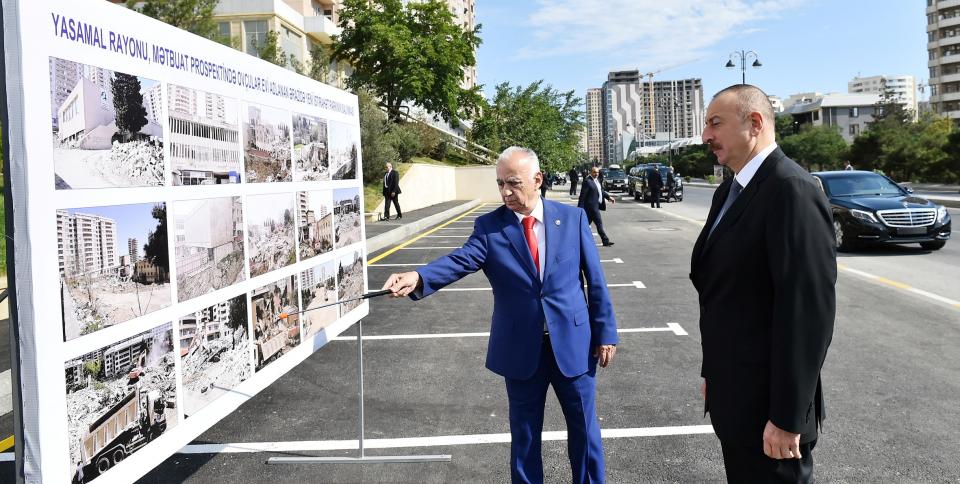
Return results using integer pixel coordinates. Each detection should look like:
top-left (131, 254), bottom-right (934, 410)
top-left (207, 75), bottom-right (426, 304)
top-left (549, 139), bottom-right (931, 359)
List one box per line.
top-left (602, 242), bottom-right (615, 247)
top-left (396, 214), bottom-right (402, 220)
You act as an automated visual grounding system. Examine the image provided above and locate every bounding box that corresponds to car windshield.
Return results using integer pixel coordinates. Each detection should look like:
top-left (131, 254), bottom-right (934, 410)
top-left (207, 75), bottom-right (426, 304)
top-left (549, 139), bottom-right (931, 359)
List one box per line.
top-left (607, 170), bottom-right (625, 179)
top-left (823, 174), bottom-right (904, 197)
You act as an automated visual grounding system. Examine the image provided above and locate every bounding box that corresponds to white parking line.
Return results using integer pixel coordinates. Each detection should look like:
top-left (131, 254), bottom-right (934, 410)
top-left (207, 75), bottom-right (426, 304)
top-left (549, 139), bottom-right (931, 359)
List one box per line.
top-left (600, 258), bottom-right (624, 264)
top-left (163, 425), bottom-right (715, 456)
top-left (838, 264), bottom-right (960, 309)
top-left (438, 281), bottom-right (644, 292)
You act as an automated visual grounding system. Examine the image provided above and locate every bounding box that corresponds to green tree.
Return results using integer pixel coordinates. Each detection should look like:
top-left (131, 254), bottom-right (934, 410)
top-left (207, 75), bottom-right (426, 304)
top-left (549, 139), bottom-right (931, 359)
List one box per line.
top-left (775, 115), bottom-right (797, 142)
top-left (252, 30), bottom-right (288, 67)
top-left (472, 81), bottom-right (584, 174)
top-left (332, 0), bottom-right (483, 124)
top-left (306, 43), bottom-right (332, 84)
top-left (847, 130), bottom-right (884, 172)
top-left (126, 0), bottom-right (227, 44)
top-left (779, 125), bottom-right (848, 171)
top-left (357, 89), bottom-right (398, 184)
top-left (111, 73), bottom-right (148, 142)
top-left (228, 295), bottom-right (247, 332)
top-left (83, 359), bottom-right (102, 379)
top-left (143, 204), bottom-right (168, 270)
top-left (938, 129), bottom-right (960, 183)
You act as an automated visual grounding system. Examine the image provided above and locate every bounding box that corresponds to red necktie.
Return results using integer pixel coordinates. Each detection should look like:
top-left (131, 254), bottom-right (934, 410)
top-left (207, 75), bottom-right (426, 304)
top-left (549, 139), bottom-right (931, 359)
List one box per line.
top-left (521, 216), bottom-right (540, 275)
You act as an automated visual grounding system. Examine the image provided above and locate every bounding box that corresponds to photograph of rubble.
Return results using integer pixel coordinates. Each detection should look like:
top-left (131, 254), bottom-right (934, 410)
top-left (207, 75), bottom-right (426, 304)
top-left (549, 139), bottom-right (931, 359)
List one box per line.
top-left (251, 275), bottom-right (301, 371)
top-left (333, 188), bottom-right (362, 249)
top-left (168, 84), bottom-right (243, 185)
top-left (292, 113), bottom-right (329, 182)
top-left (246, 192), bottom-right (297, 278)
top-left (173, 197), bottom-right (246, 302)
top-left (64, 322), bottom-right (177, 482)
top-left (328, 120), bottom-right (358, 180)
top-left (297, 190), bottom-right (334, 261)
top-left (299, 261), bottom-right (338, 340)
top-left (243, 103), bottom-right (292, 183)
top-left (178, 294), bottom-right (251, 418)
top-left (50, 57), bottom-right (165, 189)
top-left (58, 203), bottom-right (172, 341)
top-left (338, 250), bottom-right (365, 315)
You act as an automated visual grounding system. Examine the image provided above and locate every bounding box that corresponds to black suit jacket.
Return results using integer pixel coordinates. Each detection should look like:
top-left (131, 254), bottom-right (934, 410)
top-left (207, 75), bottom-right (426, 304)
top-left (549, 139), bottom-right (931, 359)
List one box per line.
top-left (382, 170), bottom-right (401, 196)
top-left (690, 147), bottom-right (836, 446)
top-left (568, 168), bottom-right (580, 182)
top-left (647, 170), bottom-right (664, 191)
top-left (577, 177), bottom-right (611, 213)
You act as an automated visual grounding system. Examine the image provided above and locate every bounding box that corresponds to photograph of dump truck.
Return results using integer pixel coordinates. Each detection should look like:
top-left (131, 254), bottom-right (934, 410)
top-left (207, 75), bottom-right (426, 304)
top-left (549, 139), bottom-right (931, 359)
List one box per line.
top-left (64, 323), bottom-right (177, 483)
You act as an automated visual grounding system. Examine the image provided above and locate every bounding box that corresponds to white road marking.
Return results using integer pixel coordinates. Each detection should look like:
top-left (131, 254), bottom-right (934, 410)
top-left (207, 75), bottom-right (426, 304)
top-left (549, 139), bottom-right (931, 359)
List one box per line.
top-left (332, 325), bottom-right (683, 341)
top-left (599, 258), bottom-right (623, 263)
top-left (162, 425), bottom-right (716, 456)
top-left (838, 264), bottom-right (960, 309)
top-left (438, 282), bottom-right (644, 292)
top-left (639, 205), bottom-right (706, 227)
top-left (0, 370), bottom-right (10, 415)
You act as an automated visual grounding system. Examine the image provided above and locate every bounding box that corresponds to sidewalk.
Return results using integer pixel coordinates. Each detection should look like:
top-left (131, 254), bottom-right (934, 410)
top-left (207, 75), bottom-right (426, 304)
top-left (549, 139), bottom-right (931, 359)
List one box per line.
top-left (365, 199), bottom-right (482, 255)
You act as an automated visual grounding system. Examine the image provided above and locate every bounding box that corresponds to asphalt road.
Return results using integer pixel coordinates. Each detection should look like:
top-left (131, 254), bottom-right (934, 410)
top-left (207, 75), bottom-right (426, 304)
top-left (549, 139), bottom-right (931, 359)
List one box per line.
top-left (2, 186), bottom-right (959, 483)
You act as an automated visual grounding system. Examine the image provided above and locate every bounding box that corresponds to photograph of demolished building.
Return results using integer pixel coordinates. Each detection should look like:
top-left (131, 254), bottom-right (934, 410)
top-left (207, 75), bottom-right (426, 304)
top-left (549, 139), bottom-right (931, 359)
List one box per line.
top-left (168, 84), bottom-right (243, 185)
top-left (50, 57), bottom-right (165, 189)
top-left (292, 113), bottom-right (329, 182)
top-left (178, 294), bottom-right (251, 418)
top-left (337, 250), bottom-right (365, 315)
top-left (333, 188), bottom-right (362, 249)
top-left (328, 120), bottom-right (358, 181)
top-left (299, 260), bottom-right (338, 340)
top-left (243, 103), bottom-right (292, 183)
top-left (174, 196), bottom-right (246, 302)
top-left (58, 203), bottom-right (171, 341)
top-left (297, 190), bottom-right (334, 261)
top-left (64, 322), bottom-right (177, 483)
top-left (246, 192), bottom-right (297, 278)
top-left (251, 275), bottom-right (300, 371)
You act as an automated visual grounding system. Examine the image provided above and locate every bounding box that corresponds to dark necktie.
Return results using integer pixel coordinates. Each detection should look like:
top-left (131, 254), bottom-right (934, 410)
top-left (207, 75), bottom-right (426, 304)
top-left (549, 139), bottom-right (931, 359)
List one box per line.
top-left (521, 216), bottom-right (540, 275)
top-left (709, 179), bottom-right (743, 237)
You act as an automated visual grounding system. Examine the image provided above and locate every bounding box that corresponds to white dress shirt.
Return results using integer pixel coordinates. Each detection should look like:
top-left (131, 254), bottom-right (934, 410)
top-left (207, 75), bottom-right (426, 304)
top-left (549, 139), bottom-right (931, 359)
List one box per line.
top-left (592, 177), bottom-right (603, 203)
top-left (514, 197), bottom-right (546, 281)
top-left (735, 142), bottom-right (778, 189)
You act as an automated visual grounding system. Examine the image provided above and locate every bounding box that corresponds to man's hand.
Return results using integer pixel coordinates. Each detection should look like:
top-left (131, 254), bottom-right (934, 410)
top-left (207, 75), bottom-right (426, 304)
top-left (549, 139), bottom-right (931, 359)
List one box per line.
top-left (381, 271), bottom-right (421, 298)
top-left (762, 420), bottom-right (802, 460)
top-left (593, 345), bottom-right (616, 368)
top-left (606, 196), bottom-right (616, 204)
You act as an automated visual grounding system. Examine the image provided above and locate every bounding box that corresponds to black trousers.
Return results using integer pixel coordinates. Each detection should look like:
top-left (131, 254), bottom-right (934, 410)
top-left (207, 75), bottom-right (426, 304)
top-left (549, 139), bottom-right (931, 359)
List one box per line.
top-left (384, 194), bottom-right (401, 219)
top-left (650, 190), bottom-right (661, 208)
top-left (720, 440), bottom-right (816, 484)
top-left (569, 180), bottom-right (578, 195)
top-left (585, 209), bottom-right (610, 245)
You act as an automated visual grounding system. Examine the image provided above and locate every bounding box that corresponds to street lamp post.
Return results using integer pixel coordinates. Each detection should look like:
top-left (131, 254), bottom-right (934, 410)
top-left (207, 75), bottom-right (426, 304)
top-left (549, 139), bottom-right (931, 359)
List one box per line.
top-left (725, 50), bottom-right (762, 85)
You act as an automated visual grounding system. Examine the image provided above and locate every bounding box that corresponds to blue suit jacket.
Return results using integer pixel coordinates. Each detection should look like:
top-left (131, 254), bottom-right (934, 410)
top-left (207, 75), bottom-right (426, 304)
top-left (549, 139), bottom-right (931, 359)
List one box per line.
top-left (413, 200), bottom-right (618, 380)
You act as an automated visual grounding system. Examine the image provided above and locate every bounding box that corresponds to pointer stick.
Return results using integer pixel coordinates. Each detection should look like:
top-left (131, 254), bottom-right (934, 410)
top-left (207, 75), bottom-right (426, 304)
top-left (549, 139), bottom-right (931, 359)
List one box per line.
top-left (277, 289), bottom-right (393, 321)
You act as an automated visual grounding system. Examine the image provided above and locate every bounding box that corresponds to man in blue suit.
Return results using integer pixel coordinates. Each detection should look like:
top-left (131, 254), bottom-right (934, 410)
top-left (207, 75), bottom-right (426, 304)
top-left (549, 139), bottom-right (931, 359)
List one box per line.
top-left (383, 146), bottom-right (619, 483)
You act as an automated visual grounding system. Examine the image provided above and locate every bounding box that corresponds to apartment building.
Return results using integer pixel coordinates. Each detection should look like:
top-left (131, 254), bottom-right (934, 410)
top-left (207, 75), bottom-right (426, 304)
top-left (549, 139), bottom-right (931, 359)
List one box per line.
top-left (848, 75), bottom-right (918, 120)
top-left (585, 88), bottom-right (604, 164)
top-left (57, 210), bottom-right (119, 279)
top-left (927, 0), bottom-right (960, 121)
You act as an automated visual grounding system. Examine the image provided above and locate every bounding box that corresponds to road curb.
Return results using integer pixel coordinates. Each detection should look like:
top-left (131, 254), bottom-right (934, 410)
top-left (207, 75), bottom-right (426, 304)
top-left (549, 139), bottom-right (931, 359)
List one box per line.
top-left (365, 199), bottom-right (482, 254)
top-left (685, 182), bottom-right (719, 188)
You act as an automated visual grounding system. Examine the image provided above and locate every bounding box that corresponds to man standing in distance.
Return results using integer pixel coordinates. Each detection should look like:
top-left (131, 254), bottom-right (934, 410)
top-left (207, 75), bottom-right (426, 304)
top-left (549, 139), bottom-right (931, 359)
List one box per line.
top-left (383, 147), bottom-right (618, 483)
top-left (647, 166), bottom-right (664, 208)
top-left (383, 162), bottom-right (401, 220)
top-left (568, 165), bottom-right (580, 196)
top-left (578, 166), bottom-right (616, 247)
top-left (691, 84), bottom-right (835, 483)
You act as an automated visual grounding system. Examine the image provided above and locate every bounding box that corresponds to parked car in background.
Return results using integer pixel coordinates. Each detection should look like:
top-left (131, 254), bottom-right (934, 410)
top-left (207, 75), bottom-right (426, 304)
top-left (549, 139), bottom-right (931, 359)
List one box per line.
top-left (634, 165), bottom-right (683, 202)
top-left (811, 170), bottom-right (951, 251)
top-left (602, 166), bottom-right (628, 192)
top-left (627, 164), bottom-right (647, 197)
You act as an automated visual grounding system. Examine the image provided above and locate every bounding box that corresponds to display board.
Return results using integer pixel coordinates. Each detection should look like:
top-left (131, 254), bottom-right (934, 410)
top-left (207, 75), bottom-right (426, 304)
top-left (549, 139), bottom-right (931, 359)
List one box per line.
top-left (1, 1), bottom-right (369, 482)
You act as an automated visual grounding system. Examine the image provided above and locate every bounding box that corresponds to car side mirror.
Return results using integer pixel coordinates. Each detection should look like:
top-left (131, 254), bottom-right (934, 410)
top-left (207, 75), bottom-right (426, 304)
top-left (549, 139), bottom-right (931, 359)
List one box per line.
top-left (905, 187), bottom-right (914, 194)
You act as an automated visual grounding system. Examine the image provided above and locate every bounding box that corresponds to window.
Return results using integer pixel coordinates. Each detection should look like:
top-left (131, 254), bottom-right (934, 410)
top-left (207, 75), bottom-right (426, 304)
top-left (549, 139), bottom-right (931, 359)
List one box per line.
top-left (849, 107), bottom-right (859, 118)
top-left (244, 20), bottom-right (268, 55)
top-left (282, 26), bottom-right (303, 66)
top-left (930, 66), bottom-right (938, 79)
top-left (929, 31), bottom-right (937, 42)
top-left (849, 124), bottom-right (860, 136)
top-left (218, 22), bottom-right (230, 39)
top-left (813, 111), bottom-right (820, 122)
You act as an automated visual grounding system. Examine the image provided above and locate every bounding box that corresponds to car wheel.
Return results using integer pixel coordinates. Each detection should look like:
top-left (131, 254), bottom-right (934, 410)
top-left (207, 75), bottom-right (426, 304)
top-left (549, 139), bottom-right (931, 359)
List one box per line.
top-left (834, 220), bottom-right (855, 252)
top-left (920, 240), bottom-right (946, 250)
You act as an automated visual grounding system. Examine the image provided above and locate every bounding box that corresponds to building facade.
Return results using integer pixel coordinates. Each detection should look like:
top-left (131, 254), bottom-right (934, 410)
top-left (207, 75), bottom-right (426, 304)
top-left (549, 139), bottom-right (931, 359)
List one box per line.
top-left (167, 85), bottom-right (243, 185)
top-left (585, 88), bottom-right (604, 164)
top-left (57, 210), bottom-right (118, 280)
top-left (128, 238), bottom-right (139, 264)
top-left (927, 0), bottom-right (960, 122)
top-left (175, 197), bottom-right (241, 277)
top-left (781, 92), bottom-right (881, 143)
top-left (848, 75), bottom-right (918, 120)
top-left (601, 71), bottom-right (704, 164)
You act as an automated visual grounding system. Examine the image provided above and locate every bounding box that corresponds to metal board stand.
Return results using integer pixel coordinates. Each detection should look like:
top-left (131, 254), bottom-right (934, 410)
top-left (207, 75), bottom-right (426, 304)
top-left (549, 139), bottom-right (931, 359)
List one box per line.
top-left (267, 319), bottom-right (452, 465)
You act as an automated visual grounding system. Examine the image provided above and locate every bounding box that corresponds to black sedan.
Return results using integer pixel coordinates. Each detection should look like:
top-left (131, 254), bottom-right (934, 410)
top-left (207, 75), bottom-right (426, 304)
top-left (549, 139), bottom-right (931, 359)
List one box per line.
top-left (812, 171), bottom-right (951, 251)
top-left (602, 169), bottom-right (628, 192)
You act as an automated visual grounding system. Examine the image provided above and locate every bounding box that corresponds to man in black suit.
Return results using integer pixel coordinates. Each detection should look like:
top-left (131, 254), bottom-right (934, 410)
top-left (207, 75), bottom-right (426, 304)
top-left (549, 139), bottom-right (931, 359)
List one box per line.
top-left (577, 166), bottom-right (615, 247)
top-left (382, 162), bottom-right (402, 220)
top-left (691, 84), bottom-right (836, 483)
top-left (646, 167), bottom-right (664, 208)
top-left (568, 166), bottom-right (580, 196)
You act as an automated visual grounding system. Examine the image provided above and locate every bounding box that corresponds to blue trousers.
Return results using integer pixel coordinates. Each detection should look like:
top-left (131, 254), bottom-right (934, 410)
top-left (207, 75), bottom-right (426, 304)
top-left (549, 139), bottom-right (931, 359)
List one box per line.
top-left (504, 337), bottom-right (605, 484)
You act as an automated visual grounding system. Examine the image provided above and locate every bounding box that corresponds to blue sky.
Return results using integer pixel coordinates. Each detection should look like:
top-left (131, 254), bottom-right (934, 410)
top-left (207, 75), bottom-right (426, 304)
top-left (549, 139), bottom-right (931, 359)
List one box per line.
top-left (475, 0), bottom-right (929, 104)
top-left (68, 203), bottom-right (164, 258)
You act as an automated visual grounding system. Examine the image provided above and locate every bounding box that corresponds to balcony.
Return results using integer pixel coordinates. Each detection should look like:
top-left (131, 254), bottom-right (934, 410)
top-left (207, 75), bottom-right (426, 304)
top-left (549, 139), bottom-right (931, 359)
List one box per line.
top-left (938, 14), bottom-right (960, 29)
top-left (939, 91), bottom-right (960, 102)
top-left (934, 33), bottom-right (960, 48)
top-left (303, 14), bottom-right (340, 42)
top-left (937, 0), bottom-right (960, 10)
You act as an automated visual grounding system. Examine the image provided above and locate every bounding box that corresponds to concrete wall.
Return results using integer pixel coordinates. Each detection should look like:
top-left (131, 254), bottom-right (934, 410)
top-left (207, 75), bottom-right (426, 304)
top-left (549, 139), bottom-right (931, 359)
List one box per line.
top-left (372, 164), bottom-right (500, 217)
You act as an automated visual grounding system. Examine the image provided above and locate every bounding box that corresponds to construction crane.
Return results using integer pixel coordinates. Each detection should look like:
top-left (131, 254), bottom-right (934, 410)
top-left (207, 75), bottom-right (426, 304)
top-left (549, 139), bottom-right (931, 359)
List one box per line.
top-left (641, 58), bottom-right (699, 137)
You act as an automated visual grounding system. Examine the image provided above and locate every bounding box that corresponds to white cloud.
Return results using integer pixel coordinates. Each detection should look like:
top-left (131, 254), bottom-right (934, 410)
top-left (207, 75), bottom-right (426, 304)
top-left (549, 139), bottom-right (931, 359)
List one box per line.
top-left (517, 0), bottom-right (804, 69)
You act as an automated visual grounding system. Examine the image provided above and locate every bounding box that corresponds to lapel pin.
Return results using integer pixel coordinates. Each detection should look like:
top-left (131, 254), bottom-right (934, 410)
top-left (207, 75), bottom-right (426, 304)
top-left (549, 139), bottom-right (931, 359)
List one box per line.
top-left (555, 219), bottom-right (561, 226)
